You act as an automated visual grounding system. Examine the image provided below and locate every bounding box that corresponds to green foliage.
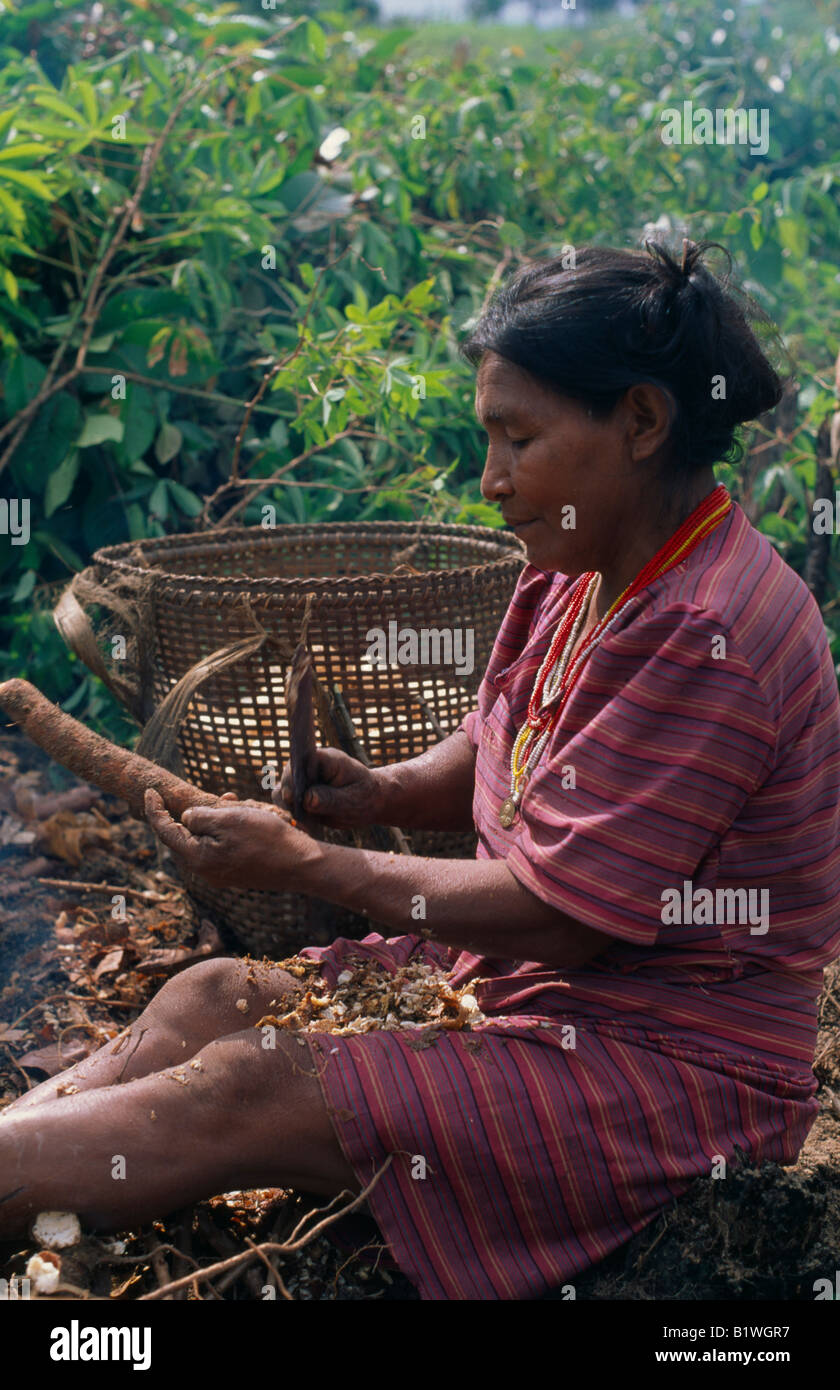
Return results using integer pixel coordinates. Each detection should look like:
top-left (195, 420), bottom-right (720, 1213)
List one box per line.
top-left (0, 0), bottom-right (838, 733)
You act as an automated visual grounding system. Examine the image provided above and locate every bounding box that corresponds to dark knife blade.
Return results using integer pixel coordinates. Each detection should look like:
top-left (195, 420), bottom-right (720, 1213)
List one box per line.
top-left (286, 641), bottom-right (320, 822)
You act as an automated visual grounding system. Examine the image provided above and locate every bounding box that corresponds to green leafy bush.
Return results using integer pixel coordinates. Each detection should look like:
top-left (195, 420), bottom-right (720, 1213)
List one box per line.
top-left (0, 0), bottom-right (837, 733)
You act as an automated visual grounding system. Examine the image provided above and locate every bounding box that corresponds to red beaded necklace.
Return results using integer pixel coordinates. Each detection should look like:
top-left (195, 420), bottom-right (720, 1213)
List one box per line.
top-left (499, 483), bottom-right (733, 828)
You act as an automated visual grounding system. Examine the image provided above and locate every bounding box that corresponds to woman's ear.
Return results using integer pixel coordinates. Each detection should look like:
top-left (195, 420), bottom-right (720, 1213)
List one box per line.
top-left (623, 381), bottom-right (675, 462)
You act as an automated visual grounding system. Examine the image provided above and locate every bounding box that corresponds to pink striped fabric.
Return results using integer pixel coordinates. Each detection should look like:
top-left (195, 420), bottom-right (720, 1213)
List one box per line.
top-left (301, 502), bottom-right (840, 1300)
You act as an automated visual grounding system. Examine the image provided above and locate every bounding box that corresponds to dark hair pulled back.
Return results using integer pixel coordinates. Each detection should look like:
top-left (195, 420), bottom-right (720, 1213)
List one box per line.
top-left (460, 239), bottom-right (790, 474)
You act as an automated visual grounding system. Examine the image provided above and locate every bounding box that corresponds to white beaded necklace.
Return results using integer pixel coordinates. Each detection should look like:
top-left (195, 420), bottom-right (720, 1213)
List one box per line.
top-left (497, 483), bottom-right (734, 829)
top-left (500, 573), bottom-right (619, 827)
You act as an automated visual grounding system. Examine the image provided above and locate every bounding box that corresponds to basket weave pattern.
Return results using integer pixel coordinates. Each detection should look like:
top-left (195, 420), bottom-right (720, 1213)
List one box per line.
top-left (81, 522), bottom-right (524, 955)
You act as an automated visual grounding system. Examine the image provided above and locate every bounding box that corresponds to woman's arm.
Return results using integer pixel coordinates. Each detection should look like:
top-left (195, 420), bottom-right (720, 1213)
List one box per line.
top-left (277, 728), bottom-right (477, 833)
top-left (145, 791), bottom-right (611, 970)
top-left (293, 839), bottom-right (611, 969)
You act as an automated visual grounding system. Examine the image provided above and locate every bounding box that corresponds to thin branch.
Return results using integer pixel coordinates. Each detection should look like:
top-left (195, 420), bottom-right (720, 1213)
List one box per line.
top-left (203, 427), bottom-right (359, 528)
top-left (5, 991), bottom-right (139, 1032)
top-left (205, 427), bottom-right (429, 528)
top-left (229, 246), bottom-right (353, 485)
top-left (35, 876), bottom-right (171, 902)
top-left (0, 20), bottom-right (306, 476)
top-left (477, 244), bottom-right (514, 318)
top-left (247, 476), bottom-right (432, 495)
top-left (0, 367), bottom-right (79, 466)
top-left (138, 1157), bottom-right (392, 1301)
top-left (81, 364), bottom-right (289, 417)
top-left (6, 991), bottom-right (92, 1032)
top-left (1, 1042), bottom-right (34, 1093)
top-left (243, 1235), bottom-right (293, 1301)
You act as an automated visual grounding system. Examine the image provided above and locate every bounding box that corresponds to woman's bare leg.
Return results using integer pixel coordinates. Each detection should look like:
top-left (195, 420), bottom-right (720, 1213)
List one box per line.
top-left (0, 1027), bottom-right (360, 1238)
top-left (2, 957), bottom-right (305, 1115)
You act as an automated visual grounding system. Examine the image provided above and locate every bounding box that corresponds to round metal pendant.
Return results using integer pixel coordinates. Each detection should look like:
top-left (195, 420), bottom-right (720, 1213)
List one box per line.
top-left (499, 796), bottom-right (518, 829)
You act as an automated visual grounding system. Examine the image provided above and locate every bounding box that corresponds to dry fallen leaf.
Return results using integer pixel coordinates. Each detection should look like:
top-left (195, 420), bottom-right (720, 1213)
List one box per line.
top-left (17, 1039), bottom-right (92, 1076)
top-left (37, 811), bottom-right (112, 867)
top-left (110, 1269), bottom-right (144, 1300)
top-left (135, 917), bottom-right (225, 976)
top-left (94, 948), bottom-right (125, 981)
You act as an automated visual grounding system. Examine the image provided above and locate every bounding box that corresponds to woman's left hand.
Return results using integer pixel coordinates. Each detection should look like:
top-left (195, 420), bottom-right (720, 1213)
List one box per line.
top-left (143, 789), bottom-right (314, 893)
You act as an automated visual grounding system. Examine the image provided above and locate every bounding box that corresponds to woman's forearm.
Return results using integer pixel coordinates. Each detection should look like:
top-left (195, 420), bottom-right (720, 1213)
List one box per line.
top-left (370, 728), bottom-right (477, 832)
top-left (291, 838), bottom-right (610, 969)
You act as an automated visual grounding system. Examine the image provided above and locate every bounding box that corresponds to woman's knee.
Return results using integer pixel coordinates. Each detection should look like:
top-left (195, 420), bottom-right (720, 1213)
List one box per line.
top-left (148, 957), bottom-right (243, 1034)
top-left (149, 957), bottom-right (304, 1036)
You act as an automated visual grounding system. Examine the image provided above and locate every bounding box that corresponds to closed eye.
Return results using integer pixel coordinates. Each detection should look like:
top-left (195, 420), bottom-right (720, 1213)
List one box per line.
top-left (510, 438), bottom-right (532, 449)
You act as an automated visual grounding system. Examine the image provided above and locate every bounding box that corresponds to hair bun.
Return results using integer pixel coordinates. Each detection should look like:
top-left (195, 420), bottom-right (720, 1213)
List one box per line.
top-left (679, 237), bottom-right (702, 280)
top-left (643, 237), bottom-right (725, 292)
top-left (460, 238), bottom-right (791, 475)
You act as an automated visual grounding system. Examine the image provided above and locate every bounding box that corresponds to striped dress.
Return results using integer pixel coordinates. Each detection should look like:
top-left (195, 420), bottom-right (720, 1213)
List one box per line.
top-left (301, 501), bottom-right (840, 1300)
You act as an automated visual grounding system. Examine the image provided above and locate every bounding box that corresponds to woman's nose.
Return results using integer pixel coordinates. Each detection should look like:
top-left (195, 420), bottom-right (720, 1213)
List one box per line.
top-left (480, 445), bottom-right (512, 503)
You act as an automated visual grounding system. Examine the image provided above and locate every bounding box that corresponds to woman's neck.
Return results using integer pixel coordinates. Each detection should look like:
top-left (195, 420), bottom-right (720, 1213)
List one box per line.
top-left (594, 468), bottom-right (719, 620)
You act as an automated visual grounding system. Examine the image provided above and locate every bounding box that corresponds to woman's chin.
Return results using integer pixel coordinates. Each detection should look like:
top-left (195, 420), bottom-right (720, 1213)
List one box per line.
top-left (511, 522), bottom-right (584, 575)
top-left (519, 535), bottom-right (565, 572)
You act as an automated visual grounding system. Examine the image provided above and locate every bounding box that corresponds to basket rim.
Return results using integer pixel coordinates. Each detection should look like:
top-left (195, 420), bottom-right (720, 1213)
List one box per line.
top-left (91, 520), bottom-right (526, 593)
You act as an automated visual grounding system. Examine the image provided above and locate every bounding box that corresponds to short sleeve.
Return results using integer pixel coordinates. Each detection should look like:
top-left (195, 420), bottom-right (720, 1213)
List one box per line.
top-left (455, 562), bottom-right (554, 757)
top-left (456, 709), bottom-right (481, 753)
top-left (505, 604), bottom-right (777, 946)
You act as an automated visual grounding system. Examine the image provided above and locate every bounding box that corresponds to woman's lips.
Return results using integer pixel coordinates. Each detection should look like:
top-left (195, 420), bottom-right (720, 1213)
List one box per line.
top-left (510, 518), bottom-right (537, 532)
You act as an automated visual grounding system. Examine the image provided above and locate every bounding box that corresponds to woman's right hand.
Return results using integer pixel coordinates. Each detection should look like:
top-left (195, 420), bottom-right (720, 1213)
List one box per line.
top-left (274, 747), bottom-right (384, 830)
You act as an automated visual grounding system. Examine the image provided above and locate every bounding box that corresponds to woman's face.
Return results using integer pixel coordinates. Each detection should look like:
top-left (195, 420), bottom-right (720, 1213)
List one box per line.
top-left (474, 351), bottom-right (663, 578)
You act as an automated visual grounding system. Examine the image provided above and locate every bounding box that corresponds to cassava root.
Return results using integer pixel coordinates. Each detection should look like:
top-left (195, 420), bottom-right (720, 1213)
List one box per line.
top-left (0, 677), bottom-right (221, 820)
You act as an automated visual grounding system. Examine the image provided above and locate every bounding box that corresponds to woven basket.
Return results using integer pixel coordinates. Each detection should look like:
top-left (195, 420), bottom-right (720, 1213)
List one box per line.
top-left (57, 522), bottom-right (524, 956)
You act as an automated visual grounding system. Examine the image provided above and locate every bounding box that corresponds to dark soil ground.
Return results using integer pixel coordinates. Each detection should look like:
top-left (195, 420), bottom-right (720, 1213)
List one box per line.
top-left (1, 725), bottom-right (838, 1301)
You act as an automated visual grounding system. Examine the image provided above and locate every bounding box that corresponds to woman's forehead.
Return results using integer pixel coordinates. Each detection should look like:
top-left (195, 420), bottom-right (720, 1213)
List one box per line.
top-left (474, 359), bottom-right (559, 422)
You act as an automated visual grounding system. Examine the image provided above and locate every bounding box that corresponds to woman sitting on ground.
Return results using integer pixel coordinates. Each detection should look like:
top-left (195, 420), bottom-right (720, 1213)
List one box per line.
top-left (2, 239), bottom-right (838, 1301)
